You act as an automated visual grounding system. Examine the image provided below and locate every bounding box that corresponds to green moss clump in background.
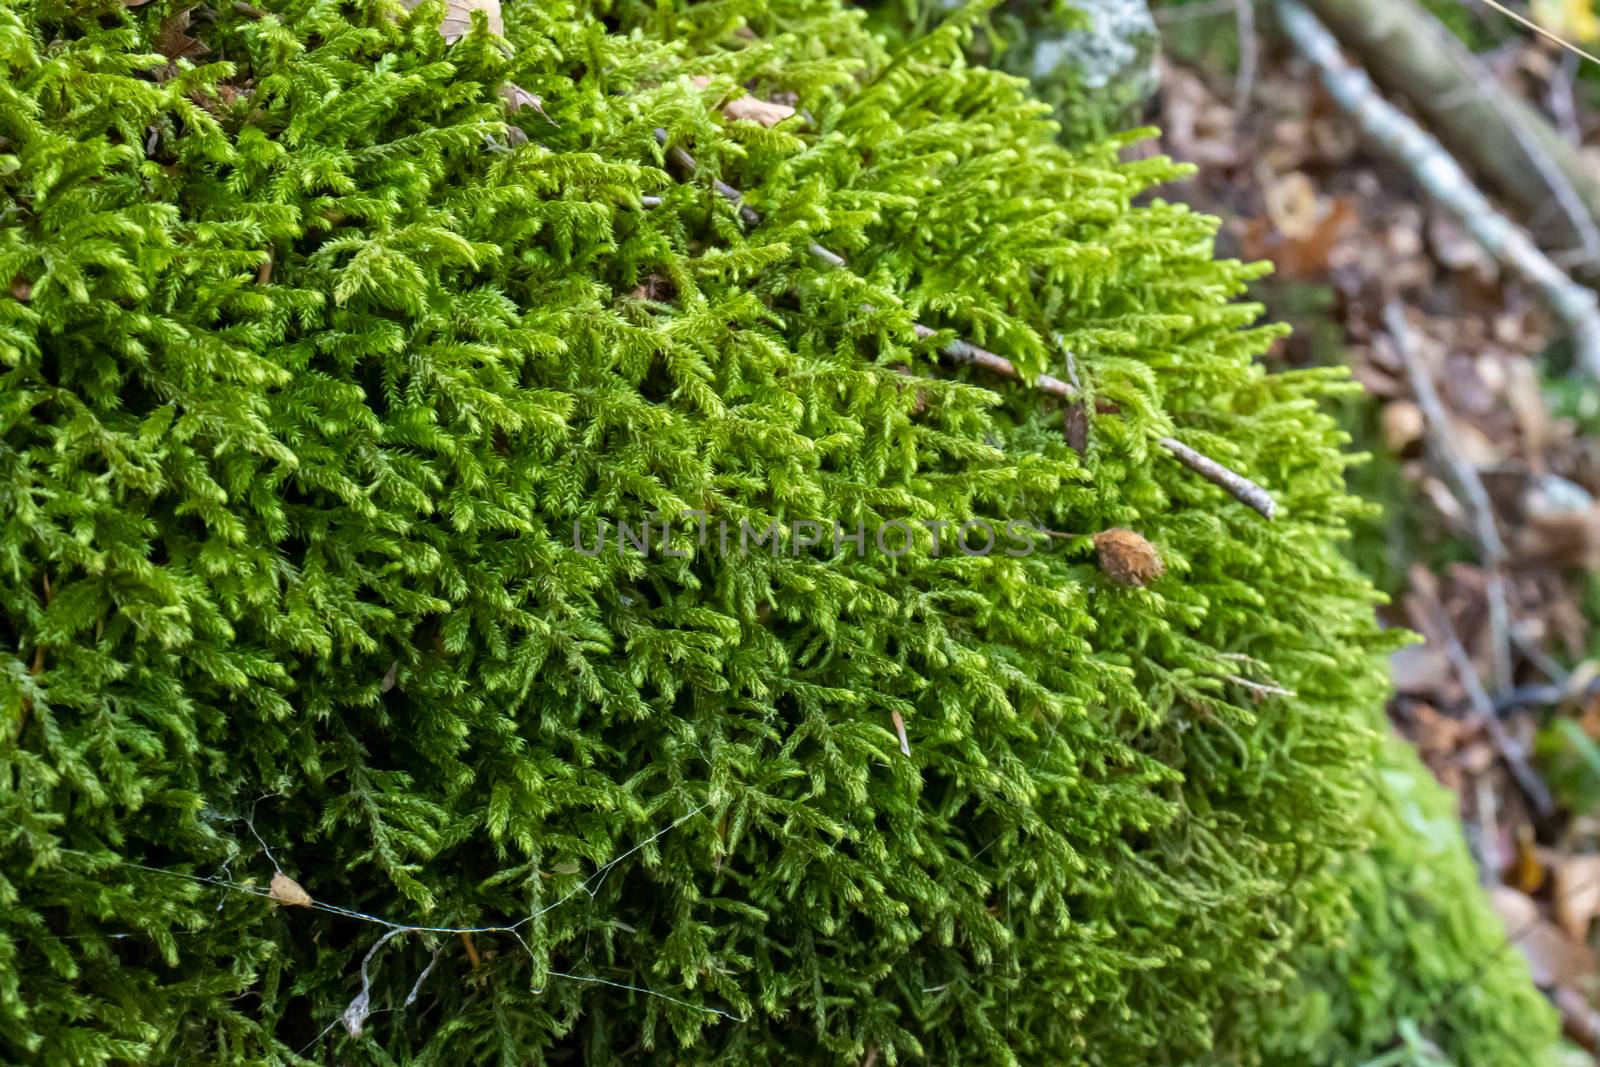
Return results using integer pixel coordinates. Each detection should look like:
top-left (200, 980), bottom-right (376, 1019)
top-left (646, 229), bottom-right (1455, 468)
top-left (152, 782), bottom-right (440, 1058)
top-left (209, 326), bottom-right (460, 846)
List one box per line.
top-left (0, 0), bottom-right (1558, 1063)
top-left (866, 0), bottom-right (1158, 145)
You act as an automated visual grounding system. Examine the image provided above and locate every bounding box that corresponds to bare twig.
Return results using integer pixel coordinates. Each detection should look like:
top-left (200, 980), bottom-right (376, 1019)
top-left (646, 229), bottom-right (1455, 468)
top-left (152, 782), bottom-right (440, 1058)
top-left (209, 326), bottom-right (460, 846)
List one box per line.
top-left (1281, 0), bottom-right (1600, 381)
top-left (910, 323), bottom-right (1075, 398)
top-left (653, 131), bottom-right (1279, 518)
top-left (342, 928), bottom-right (404, 1037)
top-left (1475, 773), bottom-right (1502, 886)
top-left (1158, 437), bottom-right (1277, 520)
top-left (1386, 303), bottom-right (1512, 692)
top-left (1511, 621), bottom-right (1571, 687)
top-left (1223, 674), bottom-right (1297, 699)
top-left (1233, 0), bottom-right (1258, 115)
top-left (1408, 577), bottom-right (1555, 816)
top-left (403, 940), bottom-right (444, 1008)
top-left (1548, 52), bottom-right (1583, 146)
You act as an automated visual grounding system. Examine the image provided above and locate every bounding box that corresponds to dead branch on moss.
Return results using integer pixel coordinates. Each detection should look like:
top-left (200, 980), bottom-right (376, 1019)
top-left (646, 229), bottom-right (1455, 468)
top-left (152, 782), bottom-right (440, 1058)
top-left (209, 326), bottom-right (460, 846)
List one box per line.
top-left (654, 131), bottom-right (1279, 520)
top-left (1158, 437), bottom-right (1277, 520)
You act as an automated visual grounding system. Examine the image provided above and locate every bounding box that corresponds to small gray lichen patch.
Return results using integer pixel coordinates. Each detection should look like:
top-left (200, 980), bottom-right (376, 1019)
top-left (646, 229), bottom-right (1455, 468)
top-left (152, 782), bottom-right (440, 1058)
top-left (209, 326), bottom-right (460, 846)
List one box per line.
top-left (1029, 0), bottom-right (1157, 92)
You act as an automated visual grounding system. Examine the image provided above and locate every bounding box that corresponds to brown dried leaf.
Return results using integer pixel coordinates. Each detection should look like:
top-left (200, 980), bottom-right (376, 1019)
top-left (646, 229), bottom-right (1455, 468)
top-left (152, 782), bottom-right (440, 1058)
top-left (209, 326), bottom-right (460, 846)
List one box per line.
top-left (1518, 492), bottom-right (1600, 570)
top-left (890, 710), bottom-right (911, 757)
top-left (626, 274), bottom-right (674, 303)
top-left (154, 9), bottom-right (206, 63)
top-left (1381, 400), bottom-right (1424, 453)
top-left (721, 95), bottom-right (796, 128)
top-left (1457, 739), bottom-right (1496, 775)
top-left (402, 0), bottom-right (503, 45)
top-left (1555, 854), bottom-right (1600, 940)
top-left (1264, 171), bottom-right (1320, 239)
top-left (1159, 59), bottom-right (1238, 167)
top-left (500, 83), bottom-right (554, 125)
top-left (1093, 529), bottom-right (1164, 587)
top-left (1428, 211), bottom-right (1498, 281)
top-left (1390, 646), bottom-right (1451, 694)
top-left (1491, 886), bottom-right (1596, 987)
top-left (1240, 197), bottom-right (1357, 279)
top-left (269, 871), bottom-right (313, 908)
top-left (1406, 700), bottom-right (1466, 753)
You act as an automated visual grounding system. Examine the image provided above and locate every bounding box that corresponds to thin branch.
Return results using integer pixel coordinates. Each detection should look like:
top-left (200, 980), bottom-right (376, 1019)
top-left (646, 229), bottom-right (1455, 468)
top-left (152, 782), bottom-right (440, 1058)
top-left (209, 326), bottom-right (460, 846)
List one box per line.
top-left (1233, 0), bottom-right (1258, 115)
top-left (1158, 437), bottom-right (1277, 520)
top-left (403, 941), bottom-right (444, 1008)
top-left (1408, 576), bottom-right (1555, 816)
top-left (1280, 0), bottom-right (1600, 381)
top-left (1385, 303), bottom-right (1512, 692)
top-left (1548, 52), bottom-right (1583, 147)
top-left (910, 324), bottom-right (1075, 398)
top-left (341, 928), bottom-right (404, 1037)
top-left (1223, 674), bottom-right (1298, 699)
top-left (653, 131), bottom-right (1279, 519)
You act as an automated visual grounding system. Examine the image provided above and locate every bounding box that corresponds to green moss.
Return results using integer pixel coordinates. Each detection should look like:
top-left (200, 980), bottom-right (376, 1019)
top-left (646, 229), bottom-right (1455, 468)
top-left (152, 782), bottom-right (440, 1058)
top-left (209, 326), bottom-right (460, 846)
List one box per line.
top-left (866, 0), bottom-right (1158, 146)
top-left (0, 0), bottom-right (1557, 1063)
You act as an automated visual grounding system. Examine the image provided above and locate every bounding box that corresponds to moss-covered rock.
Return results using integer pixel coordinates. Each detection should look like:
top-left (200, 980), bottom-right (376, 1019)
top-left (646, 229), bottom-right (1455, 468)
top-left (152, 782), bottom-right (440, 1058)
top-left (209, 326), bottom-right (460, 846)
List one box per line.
top-left (0, 0), bottom-right (1557, 1063)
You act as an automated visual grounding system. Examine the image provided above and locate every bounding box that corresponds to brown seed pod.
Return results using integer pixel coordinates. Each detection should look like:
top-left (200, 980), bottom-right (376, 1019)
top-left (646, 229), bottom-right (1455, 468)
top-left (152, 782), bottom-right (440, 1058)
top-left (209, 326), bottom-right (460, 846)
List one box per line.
top-left (269, 871), bottom-right (313, 908)
top-left (1092, 528), bottom-right (1164, 587)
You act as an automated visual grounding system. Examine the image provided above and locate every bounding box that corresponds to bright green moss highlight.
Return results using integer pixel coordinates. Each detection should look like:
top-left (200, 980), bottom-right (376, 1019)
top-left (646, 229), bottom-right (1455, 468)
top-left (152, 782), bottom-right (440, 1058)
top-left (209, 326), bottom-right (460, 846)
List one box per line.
top-left (0, 0), bottom-right (1559, 1063)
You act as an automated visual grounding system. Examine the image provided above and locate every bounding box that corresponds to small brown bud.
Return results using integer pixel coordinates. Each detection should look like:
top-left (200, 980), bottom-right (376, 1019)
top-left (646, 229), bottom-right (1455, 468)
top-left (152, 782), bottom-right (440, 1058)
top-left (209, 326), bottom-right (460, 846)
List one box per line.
top-left (1092, 528), bottom-right (1163, 587)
